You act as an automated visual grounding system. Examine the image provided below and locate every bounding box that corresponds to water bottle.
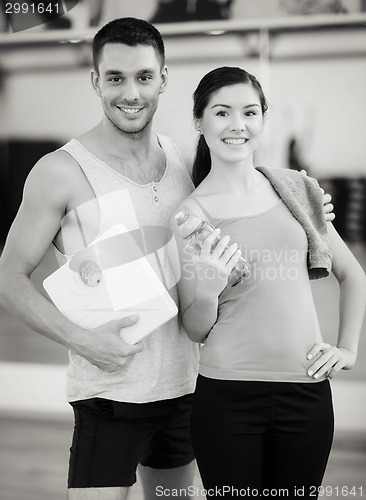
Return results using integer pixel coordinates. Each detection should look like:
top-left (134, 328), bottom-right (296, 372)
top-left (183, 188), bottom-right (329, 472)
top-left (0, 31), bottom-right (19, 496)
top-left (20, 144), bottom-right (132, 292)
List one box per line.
top-left (174, 210), bottom-right (250, 287)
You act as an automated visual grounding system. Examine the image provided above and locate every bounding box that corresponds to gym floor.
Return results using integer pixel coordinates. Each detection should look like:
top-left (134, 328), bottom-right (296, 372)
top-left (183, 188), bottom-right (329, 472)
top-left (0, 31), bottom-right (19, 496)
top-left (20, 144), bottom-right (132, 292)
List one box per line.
top-left (0, 243), bottom-right (365, 499)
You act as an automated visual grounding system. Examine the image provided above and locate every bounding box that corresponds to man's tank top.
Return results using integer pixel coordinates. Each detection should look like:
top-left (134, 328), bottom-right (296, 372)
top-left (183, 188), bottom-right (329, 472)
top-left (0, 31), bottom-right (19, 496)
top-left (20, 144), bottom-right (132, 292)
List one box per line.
top-left (190, 196), bottom-right (326, 383)
top-left (55, 134), bottom-right (199, 403)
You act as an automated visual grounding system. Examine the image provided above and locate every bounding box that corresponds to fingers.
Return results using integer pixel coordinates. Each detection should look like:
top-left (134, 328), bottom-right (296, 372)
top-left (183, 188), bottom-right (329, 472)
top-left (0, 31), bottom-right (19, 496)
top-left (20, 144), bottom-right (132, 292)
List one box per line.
top-left (321, 192), bottom-right (335, 221)
top-left (119, 337), bottom-right (144, 355)
top-left (323, 194), bottom-right (335, 215)
top-left (225, 246), bottom-right (243, 273)
top-left (114, 316), bottom-right (144, 354)
top-left (200, 231), bottom-right (238, 261)
top-left (325, 361), bottom-right (342, 380)
top-left (307, 343), bottom-right (343, 380)
top-left (98, 316), bottom-right (139, 334)
top-left (204, 234), bottom-right (242, 272)
top-left (104, 315), bottom-right (143, 355)
top-left (115, 314), bottom-right (139, 328)
top-left (324, 203), bottom-right (334, 214)
top-left (211, 235), bottom-right (232, 260)
top-left (307, 342), bottom-right (330, 360)
top-left (322, 192), bottom-right (331, 204)
top-left (325, 212), bottom-right (335, 222)
top-left (324, 202), bottom-right (334, 213)
top-left (224, 242), bottom-right (240, 264)
top-left (200, 228), bottom-right (222, 256)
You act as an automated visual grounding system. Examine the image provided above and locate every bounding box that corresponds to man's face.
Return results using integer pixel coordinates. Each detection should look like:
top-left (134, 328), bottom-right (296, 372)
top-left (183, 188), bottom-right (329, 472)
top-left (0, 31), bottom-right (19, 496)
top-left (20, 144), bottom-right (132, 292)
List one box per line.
top-left (92, 43), bottom-right (167, 135)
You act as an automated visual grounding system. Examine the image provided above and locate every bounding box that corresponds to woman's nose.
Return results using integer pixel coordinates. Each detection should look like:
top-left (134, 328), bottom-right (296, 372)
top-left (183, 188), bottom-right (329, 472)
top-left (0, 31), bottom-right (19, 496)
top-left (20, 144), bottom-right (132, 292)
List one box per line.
top-left (230, 115), bottom-right (246, 132)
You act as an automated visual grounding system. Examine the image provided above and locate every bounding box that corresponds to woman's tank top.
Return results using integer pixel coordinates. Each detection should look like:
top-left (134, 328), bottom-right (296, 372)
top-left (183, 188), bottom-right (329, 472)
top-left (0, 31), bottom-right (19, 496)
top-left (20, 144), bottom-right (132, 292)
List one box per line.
top-left (190, 196), bottom-right (325, 383)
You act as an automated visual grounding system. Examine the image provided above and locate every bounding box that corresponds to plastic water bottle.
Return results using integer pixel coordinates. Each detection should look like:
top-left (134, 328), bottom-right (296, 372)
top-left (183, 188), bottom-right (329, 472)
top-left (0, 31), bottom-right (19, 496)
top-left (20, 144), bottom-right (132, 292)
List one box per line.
top-left (175, 211), bottom-right (250, 287)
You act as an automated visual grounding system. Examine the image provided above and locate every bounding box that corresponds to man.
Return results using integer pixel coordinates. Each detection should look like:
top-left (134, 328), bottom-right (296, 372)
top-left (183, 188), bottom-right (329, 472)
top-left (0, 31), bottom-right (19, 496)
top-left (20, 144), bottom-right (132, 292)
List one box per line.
top-left (0, 17), bottom-right (334, 500)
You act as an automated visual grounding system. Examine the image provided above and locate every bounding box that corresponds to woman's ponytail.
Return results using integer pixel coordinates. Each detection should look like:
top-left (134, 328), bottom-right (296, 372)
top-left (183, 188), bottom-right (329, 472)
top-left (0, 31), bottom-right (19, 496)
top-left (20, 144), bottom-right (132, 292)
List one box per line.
top-left (192, 134), bottom-right (211, 187)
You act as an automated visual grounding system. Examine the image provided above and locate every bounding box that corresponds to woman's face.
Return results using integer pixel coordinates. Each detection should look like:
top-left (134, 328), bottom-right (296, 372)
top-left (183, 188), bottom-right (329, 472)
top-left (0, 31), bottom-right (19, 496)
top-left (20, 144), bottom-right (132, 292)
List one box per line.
top-left (196, 83), bottom-right (265, 166)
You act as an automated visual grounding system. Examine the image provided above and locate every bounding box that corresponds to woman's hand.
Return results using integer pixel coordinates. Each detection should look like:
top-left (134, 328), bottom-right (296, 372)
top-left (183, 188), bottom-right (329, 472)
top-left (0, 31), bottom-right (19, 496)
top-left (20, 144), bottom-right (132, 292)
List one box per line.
top-left (306, 342), bottom-right (357, 380)
top-left (193, 228), bottom-right (242, 298)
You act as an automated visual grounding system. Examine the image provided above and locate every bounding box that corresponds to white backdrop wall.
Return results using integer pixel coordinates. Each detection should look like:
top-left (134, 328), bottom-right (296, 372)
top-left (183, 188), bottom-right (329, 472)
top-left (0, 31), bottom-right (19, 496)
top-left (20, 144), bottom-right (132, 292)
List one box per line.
top-left (1, 32), bottom-right (365, 177)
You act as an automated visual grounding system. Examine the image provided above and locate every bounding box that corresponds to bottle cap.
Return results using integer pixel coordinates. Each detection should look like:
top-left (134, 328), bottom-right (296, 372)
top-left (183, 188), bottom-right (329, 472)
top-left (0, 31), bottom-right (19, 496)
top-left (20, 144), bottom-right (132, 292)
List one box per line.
top-left (175, 209), bottom-right (203, 239)
top-left (174, 211), bottom-right (187, 225)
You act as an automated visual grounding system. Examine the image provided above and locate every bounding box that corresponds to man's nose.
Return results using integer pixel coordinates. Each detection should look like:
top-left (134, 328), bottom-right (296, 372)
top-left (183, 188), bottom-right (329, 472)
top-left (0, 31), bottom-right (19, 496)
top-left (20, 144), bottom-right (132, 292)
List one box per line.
top-left (123, 81), bottom-right (140, 103)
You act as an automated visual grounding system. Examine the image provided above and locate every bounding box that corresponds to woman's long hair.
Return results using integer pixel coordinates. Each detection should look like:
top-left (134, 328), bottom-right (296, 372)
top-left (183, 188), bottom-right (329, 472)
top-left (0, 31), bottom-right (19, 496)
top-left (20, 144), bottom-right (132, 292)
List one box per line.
top-left (192, 67), bottom-right (268, 187)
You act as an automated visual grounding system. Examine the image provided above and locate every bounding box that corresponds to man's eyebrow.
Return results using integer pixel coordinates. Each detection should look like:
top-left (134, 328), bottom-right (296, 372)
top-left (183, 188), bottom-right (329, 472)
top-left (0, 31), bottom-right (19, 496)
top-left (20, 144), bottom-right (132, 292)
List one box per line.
top-left (211, 103), bottom-right (260, 109)
top-left (104, 70), bottom-right (123, 76)
top-left (137, 68), bottom-right (157, 74)
top-left (103, 68), bottom-right (157, 76)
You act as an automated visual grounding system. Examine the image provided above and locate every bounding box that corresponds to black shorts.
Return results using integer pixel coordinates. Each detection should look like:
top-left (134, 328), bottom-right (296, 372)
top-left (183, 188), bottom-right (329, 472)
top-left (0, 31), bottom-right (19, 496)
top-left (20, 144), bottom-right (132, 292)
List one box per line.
top-left (68, 393), bottom-right (195, 488)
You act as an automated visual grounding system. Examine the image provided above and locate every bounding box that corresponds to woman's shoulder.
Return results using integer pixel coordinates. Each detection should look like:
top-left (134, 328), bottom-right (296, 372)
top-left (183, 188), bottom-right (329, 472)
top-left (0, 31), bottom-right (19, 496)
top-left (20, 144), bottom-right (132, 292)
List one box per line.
top-left (256, 166), bottom-right (321, 191)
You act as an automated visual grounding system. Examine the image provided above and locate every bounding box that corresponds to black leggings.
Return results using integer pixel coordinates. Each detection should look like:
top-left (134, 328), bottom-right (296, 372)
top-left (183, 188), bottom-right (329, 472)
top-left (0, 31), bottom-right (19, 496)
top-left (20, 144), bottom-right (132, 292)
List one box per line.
top-left (191, 376), bottom-right (334, 499)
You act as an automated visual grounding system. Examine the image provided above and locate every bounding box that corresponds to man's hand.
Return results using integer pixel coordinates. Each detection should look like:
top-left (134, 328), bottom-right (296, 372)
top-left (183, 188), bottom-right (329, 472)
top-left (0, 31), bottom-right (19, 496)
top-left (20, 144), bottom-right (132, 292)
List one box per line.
top-left (300, 169), bottom-right (335, 222)
top-left (74, 315), bottom-right (143, 373)
top-left (320, 189), bottom-right (335, 222)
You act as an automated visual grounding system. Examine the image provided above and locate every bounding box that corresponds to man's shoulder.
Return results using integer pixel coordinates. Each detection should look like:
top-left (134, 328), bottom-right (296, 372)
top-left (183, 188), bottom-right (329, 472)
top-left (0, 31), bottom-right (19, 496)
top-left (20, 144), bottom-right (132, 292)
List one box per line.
top-left (159, 134), bottom-right (193, 176)
top-left (24, 145), bottom-right (84, 204)
top-left (31, 146), bottom-right (79, 180)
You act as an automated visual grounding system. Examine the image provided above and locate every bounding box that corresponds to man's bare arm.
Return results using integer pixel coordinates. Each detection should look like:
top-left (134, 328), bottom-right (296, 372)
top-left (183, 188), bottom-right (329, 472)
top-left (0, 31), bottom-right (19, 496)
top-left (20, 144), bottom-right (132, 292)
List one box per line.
top-left (0, 153), bottom-right (141, 372)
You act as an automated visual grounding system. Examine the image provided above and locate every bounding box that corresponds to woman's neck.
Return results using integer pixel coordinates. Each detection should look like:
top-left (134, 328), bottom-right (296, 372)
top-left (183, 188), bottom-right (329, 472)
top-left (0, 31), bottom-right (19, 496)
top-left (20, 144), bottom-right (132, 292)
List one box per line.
top-left (203, 158), bottom-right (263, 195)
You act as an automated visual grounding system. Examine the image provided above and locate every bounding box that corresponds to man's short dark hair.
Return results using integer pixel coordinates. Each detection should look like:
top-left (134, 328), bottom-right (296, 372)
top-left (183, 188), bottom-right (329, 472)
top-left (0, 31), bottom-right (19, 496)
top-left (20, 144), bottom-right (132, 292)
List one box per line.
top-left (92, 17), bottom-right (166, 72)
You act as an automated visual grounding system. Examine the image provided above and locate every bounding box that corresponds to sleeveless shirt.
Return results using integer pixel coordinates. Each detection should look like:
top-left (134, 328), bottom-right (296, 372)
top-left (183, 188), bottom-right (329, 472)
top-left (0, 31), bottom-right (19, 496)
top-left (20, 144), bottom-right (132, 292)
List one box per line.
top-left (55, 134), bottom-right (199, 403)
top-left (190, 196), bottom-right (326, 384)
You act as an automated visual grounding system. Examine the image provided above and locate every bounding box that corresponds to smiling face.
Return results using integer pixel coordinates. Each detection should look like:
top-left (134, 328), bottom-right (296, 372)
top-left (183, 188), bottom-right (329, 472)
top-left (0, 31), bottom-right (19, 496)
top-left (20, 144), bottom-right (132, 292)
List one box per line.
top-left (196, 83), bottom-right (265, 166)
top-left (91, 43), bottom-right (167, 136)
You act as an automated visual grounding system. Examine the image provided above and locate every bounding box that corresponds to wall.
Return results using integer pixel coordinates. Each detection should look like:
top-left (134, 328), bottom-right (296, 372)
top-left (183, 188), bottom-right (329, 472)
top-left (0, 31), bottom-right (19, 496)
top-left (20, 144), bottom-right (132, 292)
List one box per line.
top-left (0, 7), bottom-right (365, 429)
top-left (1, 29), bottom-right (365, 178)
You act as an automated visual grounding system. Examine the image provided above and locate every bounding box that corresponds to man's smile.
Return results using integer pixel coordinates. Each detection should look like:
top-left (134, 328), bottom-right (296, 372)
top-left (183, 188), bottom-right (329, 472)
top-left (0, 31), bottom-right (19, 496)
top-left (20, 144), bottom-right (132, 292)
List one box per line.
top-left (116, 106), bottom-right (144, 115)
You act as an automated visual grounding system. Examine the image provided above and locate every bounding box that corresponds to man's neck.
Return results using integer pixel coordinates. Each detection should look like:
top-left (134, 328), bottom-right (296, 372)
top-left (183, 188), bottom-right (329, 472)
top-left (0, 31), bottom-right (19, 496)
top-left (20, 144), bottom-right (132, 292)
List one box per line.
top-left (92, 118), bottom-right (153, 154)
top-left (78, 120), bottom-right (166, 184)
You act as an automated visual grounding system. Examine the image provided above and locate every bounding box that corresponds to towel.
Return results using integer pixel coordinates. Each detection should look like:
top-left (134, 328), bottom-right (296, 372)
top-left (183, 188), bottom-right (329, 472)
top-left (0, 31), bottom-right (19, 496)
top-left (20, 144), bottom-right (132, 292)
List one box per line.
top-left (256, 166), bottom-right (332, 280)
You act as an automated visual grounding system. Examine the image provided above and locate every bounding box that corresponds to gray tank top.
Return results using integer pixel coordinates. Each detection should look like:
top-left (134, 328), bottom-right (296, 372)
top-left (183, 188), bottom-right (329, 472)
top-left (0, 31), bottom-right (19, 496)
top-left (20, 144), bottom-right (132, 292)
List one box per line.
top-left (190, 196), bottom-right (325, 383)
top-left (56, 135), bottom-right (199, 403)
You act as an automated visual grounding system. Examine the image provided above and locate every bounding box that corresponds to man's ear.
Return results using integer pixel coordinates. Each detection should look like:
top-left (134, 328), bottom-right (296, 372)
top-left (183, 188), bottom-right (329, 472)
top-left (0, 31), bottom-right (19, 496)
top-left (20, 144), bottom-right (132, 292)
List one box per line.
top-left (159, 65), bottom-right (168, 95)
top-left (91, 69), bottom-right (101, 97)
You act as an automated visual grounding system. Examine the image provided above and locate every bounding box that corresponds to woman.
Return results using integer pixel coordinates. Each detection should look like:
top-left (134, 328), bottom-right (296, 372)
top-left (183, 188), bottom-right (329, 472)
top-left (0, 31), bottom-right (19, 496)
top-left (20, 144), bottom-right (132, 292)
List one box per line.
top-left (170, 67), bottom-right (366, 499)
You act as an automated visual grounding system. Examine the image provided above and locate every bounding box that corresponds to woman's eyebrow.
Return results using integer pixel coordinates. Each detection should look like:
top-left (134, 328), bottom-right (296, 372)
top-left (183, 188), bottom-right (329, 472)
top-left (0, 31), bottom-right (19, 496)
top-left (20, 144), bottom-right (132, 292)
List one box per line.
top-left (211, 104), bottom-right (231, 109)
top-left (211, 103), bottom-right (260, 109)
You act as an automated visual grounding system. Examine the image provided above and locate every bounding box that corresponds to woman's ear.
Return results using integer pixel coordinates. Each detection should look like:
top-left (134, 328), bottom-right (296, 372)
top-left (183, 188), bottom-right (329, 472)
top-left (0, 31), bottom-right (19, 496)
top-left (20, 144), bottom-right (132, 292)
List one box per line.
top-left (194, 118), bottom-right (202, 134)
top-left (90, 69), bottom-right (101, 97)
